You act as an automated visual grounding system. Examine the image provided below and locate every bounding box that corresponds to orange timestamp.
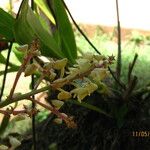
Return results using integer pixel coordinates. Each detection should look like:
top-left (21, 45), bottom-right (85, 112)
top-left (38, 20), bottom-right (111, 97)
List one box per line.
top-left (132, 131), bottom-right (150, 137)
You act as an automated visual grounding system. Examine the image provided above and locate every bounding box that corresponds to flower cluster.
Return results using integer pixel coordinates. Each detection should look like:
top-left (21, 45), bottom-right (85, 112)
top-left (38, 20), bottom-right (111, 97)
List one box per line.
top-left (15, 43), bottom-right (114, 127)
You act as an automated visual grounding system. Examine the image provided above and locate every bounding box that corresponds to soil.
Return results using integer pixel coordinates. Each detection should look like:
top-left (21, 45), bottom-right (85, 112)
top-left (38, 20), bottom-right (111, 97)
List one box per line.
top-left (16, 92), bottom-right (150, 150)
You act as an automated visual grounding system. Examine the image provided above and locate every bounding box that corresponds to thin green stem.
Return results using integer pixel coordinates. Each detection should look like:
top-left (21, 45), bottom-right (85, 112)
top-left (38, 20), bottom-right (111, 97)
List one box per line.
top-left (128, 53), bottom-right (138, 83)
top-left (68, 100), bottom-right (112, 118)
top-left (115, 0), bottom-right (122, 82)
top-left (0, 85), bottom-right (50, 108)
top-left (0, 43), bottom-right (13, 101)
top-left (8, 55), bottom-right (32, 99)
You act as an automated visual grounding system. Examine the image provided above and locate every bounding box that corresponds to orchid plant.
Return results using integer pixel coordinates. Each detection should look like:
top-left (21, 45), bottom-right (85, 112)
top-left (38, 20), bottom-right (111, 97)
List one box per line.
top-left (0, 40), bottom-right (114, 129)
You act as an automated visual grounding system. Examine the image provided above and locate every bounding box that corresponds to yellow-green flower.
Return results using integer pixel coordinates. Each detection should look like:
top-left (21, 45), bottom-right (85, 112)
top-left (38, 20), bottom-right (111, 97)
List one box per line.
top-left (57, 91), bottom-right (72, 100)
top-left (71, 82), bottom-right (98, 102)
top-left (71, 87), bottom-right (88, 102)
top-left (24, 63), bottom-right (38, 77)
top-left (90, 68), bottom-right (108, 82)
top-left (53, 58), bottom-right (68, 70)
top-left (51, 100), bottom-right (64, 109)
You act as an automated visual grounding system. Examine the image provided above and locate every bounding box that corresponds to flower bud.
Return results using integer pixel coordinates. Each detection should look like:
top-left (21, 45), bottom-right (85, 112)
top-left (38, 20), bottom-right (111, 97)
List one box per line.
top-left (31, 50), bottom-right (41, 56)
top-left (53, 118), bottom-right (62, 124)
top-left (49, 71), bottom-right (56, 81)
top-left (13, 114), bottom-right (26, 121)
top-left (57, 91), bottom-right (72, 100)
top-left (16, 44), bottom-right (28, 52)
top-left (53, 58), bottom-right (68, 70)
top-left (90, 68), bottom-right (108, 82)
top-left (61, 113), bottom-right (68, 118)
top-left (9, 136), bottom-right (21, 149)
top-left (24, 63), bottom-right (38, 77)
top-left (71, 88), bottom-right (88, 102)
top-left (51, 100), bottom-right (64, 108)
top-left (0, 145), bottom-right (8, 150)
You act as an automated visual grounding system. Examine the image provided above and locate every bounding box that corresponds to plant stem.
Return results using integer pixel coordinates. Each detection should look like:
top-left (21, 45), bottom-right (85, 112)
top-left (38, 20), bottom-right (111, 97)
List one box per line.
top-left (0, 43), bottom-right (13, 101)
top-left (0, 85), bottom-right (50, 108)
top-left (115, 0), bottom-right (122, 82)
top-left (29, 98), bottom-right (66, 120)
top-left (108, 67), bottom-right (126, 90)
top-left (123, 76), bottom-right (138, 101)
top-left (8, 56), bottom-right (32, 100)
top-left (0, 109), bottom-right (37, 116)
top-left (128, 53), bottom-right (138, 83)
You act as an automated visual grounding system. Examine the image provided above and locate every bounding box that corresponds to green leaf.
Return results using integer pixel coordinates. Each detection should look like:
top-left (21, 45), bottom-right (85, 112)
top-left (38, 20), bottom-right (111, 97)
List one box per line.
top-left (52, 0), bottom-right (77, 63)
top-left (0, 53), bottom-right (7, 64)
top-left (0, 8), bottom-right (15, 40)
top-left (0, 115), bottom-right (10, 135)
top-left (13, 1), bottom-right (36, 44)
top-left (68, 100), bottom-right (112, 118)
top-left (27, 5), bottom-right (63, 58)
top-left (0, 66), bottom-right (20, 76)
top-left (12, 48), bottom-right (24, 63)
top-left (0, 52), bottom-right (19, 68)
top-left (14, 0), bottom-right (64, 58)
top-left (34, 0), bottom-right (55, 24)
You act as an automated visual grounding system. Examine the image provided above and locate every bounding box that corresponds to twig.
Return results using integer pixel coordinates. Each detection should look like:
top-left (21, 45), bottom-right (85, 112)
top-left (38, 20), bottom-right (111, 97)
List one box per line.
top-left (115, 0), bottom-right (122, 82)
top-left (62, 0), bottom-right (101, 55)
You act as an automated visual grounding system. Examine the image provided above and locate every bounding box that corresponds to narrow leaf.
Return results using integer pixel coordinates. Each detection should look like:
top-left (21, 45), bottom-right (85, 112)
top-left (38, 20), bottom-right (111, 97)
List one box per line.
top-left (27, 6), bottom-right (64, 58)
top-left (0, 115), bottom-right (10, 135)
top-left (52, 0), bottom-right (77, 63)
top-left (13, 0), bottom-right (36, 44)
top-left (0, 53), bottom-right (7, 64)
top-left (14, 0), bottom-right (64, 58)
top-left (0, 8), bottom-right (15, 40)
top-left (34, 0), bottom-right (55, 24)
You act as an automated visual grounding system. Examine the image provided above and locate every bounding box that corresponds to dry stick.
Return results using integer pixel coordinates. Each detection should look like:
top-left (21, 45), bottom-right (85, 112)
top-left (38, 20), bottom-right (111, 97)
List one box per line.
top-left (115, 0), bottom-right (122, 82)
top-left (0, 0), bottom-right (25, 101)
